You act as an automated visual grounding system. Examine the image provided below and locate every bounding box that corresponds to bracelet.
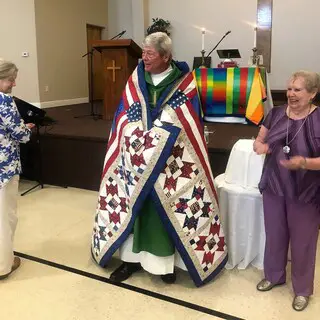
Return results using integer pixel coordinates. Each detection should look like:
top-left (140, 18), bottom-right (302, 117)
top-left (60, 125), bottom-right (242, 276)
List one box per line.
top-left (253, 141), bottom-right (257, 151)
top-left (300, 157), bottom-right (307, 169)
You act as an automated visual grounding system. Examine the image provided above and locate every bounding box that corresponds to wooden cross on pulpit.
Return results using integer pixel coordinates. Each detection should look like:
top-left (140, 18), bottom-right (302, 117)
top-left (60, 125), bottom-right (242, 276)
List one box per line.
top-left (106, 60), bottom-right (121, 82)
top-left (91, 39), bottom-right (142, 120)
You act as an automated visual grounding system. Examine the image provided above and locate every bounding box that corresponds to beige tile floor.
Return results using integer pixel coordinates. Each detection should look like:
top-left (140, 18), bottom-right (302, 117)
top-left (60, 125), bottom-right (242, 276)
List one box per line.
top-left (0, 180), bottom-right (319, 320)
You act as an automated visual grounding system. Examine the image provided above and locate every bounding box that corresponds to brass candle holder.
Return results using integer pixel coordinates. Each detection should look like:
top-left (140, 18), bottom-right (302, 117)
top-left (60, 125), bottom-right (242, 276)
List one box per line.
top-left (250, 47), bottom-right (260, 66)
top-left (199, 50), bottom-right (207, 68)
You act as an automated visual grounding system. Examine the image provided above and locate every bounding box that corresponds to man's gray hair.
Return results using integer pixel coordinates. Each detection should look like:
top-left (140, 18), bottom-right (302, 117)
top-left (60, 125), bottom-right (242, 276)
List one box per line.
top-left (290, 70), bottom-right (320, 93)
top-left (0, 59), bottom-right (18, 80)
top-left (142, 32), bottom-right (172, 57)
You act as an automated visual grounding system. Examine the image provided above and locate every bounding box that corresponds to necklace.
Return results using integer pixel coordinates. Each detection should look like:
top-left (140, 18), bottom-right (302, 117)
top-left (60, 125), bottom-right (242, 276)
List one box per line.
top-left (283, 106), bottom-right (311, 154)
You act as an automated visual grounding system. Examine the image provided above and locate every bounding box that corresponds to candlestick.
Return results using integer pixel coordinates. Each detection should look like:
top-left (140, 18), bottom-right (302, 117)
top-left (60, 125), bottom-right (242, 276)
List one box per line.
top-left (201, 28), bottom-right (205, 51)
top-left (253, 27), bottom-right (257, 48)
top-left (251, 47), bottom-right (260, 66)
top-left (200, 50), bottom-right (206, 68)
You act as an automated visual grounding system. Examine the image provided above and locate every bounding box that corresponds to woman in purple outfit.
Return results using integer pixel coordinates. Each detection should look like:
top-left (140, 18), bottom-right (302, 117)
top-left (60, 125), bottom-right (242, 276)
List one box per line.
top-left (253, 70), bottom-right (320, 312)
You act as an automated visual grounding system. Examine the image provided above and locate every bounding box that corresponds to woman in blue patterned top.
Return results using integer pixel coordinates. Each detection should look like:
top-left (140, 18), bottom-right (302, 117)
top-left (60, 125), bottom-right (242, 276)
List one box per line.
top-left (0, 59), bottom-right (34, 280)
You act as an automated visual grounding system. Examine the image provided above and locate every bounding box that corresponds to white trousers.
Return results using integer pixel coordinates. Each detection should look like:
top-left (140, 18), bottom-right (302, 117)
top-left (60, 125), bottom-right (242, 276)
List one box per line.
top-left (119, 234), bottom-right (187, 275)
top-left (0, 175), bottom-right (19, 275)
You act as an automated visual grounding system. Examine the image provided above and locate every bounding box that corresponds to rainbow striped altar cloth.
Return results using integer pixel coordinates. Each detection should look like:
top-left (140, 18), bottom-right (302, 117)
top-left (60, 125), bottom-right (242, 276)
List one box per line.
top-left (194, 67), bottom-right (269, 125)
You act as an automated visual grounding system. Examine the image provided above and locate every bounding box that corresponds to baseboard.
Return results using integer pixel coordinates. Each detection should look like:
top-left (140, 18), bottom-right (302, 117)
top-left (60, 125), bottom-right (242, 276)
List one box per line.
top-left (29, 102), bottom-right (41, 108)
top-left (31, 97), bottom-right (89, 109)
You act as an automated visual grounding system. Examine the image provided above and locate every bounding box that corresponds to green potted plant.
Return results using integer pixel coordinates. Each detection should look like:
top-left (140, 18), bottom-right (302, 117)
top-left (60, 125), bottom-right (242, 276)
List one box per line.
top-left (146, 18), bottom-right (171, 36)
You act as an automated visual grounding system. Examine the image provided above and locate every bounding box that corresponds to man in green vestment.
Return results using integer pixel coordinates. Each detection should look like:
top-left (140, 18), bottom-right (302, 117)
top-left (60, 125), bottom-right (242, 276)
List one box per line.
top-left (110, 32), bottom-right (190, 284)
top-left (92, 31), bottom-right (228, 286)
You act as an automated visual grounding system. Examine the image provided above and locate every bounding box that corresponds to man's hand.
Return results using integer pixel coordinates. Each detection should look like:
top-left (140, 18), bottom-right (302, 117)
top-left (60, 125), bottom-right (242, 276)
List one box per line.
top-left (26, 123), bottom-right (35, 129)
top-left (280, 156), bottom-right (306, 170)
top-left (253, 140), bottom-right (270, 155)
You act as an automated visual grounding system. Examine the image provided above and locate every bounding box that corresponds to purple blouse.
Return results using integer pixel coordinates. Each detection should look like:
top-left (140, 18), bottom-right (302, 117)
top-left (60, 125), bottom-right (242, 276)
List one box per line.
top-left (259, 105), bottom-right (320, 206)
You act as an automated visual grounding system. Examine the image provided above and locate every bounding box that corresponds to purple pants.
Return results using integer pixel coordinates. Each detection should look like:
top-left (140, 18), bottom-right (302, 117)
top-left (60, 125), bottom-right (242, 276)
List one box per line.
top-left (263, 191), bottom-right (320, 296)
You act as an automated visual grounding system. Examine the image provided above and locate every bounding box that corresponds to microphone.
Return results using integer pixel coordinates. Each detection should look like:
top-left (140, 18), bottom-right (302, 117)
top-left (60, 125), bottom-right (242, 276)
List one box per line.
top-left (207, 30), bottom-right (231, 57)
top-left (110, 30), bottom-right (126, 40)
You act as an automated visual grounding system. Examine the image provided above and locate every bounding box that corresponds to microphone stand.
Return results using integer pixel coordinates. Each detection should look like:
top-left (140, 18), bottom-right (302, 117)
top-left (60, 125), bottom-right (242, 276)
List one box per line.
top-left (110, 30), bottom-right (126, 40)
top-left (74, 47), bottom-right (102, 120)
top-left (207, 32), bottom-right (231, 57)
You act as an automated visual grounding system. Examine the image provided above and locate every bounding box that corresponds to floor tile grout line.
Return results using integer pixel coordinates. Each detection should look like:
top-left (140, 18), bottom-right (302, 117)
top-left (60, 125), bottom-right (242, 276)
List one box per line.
top-left (14, 251), bottom-right (245, 320)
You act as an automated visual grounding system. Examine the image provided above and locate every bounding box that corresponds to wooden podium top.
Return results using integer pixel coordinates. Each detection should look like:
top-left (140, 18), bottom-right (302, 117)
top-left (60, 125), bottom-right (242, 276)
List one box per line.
top-left (91, 39), bottom-right (142, 57)
top-left (90, 39), bottom-right (142, 120)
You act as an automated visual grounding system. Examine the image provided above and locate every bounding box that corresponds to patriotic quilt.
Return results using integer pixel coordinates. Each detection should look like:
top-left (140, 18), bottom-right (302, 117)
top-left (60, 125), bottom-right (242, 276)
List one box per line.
top-left (91, 61), bottom-right (228, 287)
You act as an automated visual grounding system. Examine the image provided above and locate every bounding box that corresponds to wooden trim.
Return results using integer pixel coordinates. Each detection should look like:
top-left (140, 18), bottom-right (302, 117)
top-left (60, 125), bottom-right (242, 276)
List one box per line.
top-left (91, 39), bottom-right (142, 58)
top-left (86, 23), bottom-right (105, 30)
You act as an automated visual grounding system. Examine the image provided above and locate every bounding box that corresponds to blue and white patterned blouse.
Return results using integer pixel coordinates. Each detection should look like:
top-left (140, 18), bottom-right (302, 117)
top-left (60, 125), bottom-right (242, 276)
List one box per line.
top-left (0, 92), bottom-right (31, 188)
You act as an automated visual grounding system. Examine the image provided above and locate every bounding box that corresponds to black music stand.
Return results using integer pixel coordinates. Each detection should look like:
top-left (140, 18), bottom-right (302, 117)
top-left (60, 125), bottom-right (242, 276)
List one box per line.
top-left (21, 123), bottom-right (43, 196)
top-left (14, 97), bottom-right (53, 196)
top-left (217, 49), bottom-right (241, 59)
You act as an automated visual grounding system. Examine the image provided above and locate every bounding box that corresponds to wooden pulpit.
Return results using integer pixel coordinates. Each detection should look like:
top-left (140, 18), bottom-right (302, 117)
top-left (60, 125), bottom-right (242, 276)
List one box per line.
top-left (92, 39), bottom-right (142, 120)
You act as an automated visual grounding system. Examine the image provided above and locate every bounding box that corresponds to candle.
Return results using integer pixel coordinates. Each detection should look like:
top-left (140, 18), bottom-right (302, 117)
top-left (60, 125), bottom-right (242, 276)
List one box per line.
top-left (253, 27), bottom-right (257, 48)
top-left (201, 28), bottom-right (205, 51)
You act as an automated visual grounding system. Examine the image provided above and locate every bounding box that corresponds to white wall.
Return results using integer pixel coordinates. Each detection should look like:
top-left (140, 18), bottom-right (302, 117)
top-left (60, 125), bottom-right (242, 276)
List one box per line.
top-left (131, 0), bottom-right (149, 46)
top-left (34, 0), bottom-right (108, 104)
top-left (270, 0), bottom-right (320, 89)
top-left (0, 0), bottom-right (108, 106)
top-left (0, 0), bottom-right (40, 104)
top-left (148, 0), bottom-right (257, 71)
top-left (108, 0), bottom-right (147, 46)
top-left (108, 0), bottom-right (133, 39)
top-left (108, 0), bottom-right (257, 71)
top-left (108, 0), bottom-right (320, 90)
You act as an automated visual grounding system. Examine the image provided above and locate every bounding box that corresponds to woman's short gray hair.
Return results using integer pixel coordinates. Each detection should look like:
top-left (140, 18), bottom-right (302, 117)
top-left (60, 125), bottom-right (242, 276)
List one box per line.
top-left (142, 32), bottom-right (172, 57)
top-left (0, 59), bottom-right (18, 80)
top-left (290, 70), bottom-right (320, 93)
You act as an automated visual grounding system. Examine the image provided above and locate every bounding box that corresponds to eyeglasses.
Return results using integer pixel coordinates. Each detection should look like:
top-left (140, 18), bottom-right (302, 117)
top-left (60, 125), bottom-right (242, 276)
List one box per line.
top-left (6, 77), bottom-right (16, 83)
top-left (142, 50), bottom-right (158, 59)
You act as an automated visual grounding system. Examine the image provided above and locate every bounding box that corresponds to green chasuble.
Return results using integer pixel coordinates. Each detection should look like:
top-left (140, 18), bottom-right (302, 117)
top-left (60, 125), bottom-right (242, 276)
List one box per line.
top-left (132, 63), bottom-right (182, 256)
